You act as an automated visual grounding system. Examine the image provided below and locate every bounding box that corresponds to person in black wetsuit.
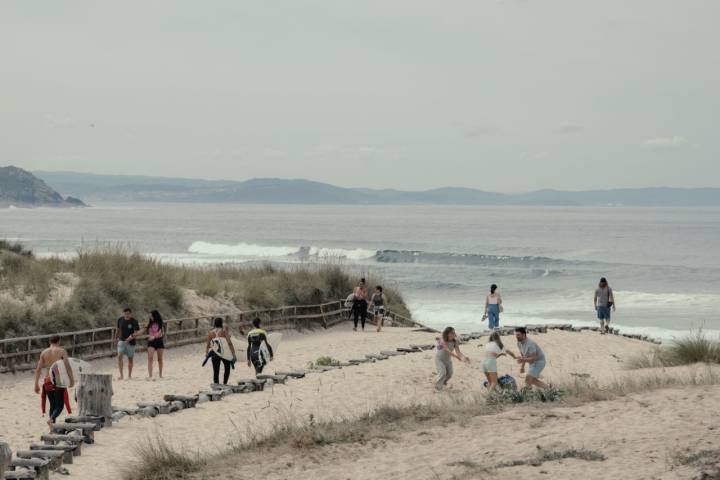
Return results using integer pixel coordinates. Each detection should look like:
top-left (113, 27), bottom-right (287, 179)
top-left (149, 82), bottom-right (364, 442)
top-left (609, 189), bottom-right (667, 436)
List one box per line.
top-left (352, 278), bottom-right (369, 331)
top-left (247, 318), bottom-right (273, 375)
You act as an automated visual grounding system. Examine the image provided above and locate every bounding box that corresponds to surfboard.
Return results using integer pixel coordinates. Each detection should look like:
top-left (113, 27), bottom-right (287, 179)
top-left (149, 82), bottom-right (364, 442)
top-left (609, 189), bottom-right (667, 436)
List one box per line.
top-left (260, 332), bottom-right (283, 360)
top-left (50, 357), bottom-right (92, 388)
top-left (209, 336), bottom-right (234, 361)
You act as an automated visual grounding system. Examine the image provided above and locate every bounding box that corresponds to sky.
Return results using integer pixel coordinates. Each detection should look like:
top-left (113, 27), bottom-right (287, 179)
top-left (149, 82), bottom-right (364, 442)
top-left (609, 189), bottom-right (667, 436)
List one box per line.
top-left (1, 0), bottom-right (718, 192)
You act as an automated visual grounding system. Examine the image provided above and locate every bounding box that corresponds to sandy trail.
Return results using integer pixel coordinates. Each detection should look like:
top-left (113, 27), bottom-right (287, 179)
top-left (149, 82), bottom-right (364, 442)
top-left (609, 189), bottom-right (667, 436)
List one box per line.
top-left (0, 324), bottom-right (659, 479)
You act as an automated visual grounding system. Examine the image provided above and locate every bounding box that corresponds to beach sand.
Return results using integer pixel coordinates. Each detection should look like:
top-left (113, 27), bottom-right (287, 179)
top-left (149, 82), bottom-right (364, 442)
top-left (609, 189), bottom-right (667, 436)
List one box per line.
top-left (1, 323), bottom-right (713, 479)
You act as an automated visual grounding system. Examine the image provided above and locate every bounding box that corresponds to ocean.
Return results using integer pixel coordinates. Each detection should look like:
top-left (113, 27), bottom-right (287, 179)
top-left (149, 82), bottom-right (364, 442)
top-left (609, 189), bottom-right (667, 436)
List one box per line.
top-left (2, 203), bottom-right (719, 341)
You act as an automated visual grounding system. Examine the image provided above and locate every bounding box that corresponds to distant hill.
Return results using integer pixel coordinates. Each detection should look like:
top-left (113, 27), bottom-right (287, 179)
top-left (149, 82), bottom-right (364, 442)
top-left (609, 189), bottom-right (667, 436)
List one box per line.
top-left (33, 170), bottom-right (720, 206)
top-left (0, 166), bottom-right (86, 207)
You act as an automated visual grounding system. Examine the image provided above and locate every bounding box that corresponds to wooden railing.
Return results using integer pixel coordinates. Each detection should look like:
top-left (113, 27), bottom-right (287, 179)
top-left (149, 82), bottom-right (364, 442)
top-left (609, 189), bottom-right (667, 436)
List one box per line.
top-left (0, 300), bottom-right (421, 373)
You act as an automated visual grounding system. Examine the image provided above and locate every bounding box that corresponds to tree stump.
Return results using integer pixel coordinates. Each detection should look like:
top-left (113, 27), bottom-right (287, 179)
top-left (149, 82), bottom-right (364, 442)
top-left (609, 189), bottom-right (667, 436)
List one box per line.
top-left (1, 441), bottom-right (12, 477)
top-left (77, 373), bottom-right (113, 427)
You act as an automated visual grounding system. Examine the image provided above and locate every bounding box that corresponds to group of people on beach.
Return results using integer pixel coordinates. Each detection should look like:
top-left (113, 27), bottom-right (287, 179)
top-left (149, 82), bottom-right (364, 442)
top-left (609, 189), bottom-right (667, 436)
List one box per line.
top-left (348, 277), bottom-right (386, 332)
top-left (31, 275), bottom-right (616, 430)
top-left (435, 276), bottom-right (616, 392)
top-left (115, 308), bottom-right (274, 383)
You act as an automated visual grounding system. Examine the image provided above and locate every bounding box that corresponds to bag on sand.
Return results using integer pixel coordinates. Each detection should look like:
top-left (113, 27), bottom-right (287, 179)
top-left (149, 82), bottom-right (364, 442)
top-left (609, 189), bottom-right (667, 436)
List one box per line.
top-left (485, 374), bottom-right (518, 390)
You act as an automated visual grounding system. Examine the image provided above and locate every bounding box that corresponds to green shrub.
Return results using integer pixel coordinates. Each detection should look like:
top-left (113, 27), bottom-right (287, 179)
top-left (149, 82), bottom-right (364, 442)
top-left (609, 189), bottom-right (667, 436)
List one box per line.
top-left (486, 385), bottom-right (565, 405)
top-left (307, 356), bottom-right (341, 369)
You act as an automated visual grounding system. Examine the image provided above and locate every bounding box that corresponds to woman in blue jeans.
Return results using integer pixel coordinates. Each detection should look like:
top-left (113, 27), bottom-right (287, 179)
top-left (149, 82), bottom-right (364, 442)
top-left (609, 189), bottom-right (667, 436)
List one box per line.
top-left (483, 284), bottom-right (503, 329)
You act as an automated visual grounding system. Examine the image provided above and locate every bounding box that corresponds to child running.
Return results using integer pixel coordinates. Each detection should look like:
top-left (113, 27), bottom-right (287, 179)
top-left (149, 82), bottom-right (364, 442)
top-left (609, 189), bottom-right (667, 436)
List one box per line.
top-left (247, 318), bottom-right (274, 375)
top-left (482, 331), bottom-right (516, 390)
top-left (434, 326), bottom-right (469, 391)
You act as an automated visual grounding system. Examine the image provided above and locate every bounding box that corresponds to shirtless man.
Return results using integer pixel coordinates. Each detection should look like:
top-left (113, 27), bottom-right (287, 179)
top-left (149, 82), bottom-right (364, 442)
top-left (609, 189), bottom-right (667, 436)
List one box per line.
top-left (34, 335), bottom-right (75, 431)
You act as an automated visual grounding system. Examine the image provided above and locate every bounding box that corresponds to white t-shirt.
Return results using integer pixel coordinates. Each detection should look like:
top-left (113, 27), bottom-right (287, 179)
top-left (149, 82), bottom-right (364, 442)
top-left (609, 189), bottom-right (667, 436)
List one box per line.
top-left (484, 342), bottom-right (504, 355)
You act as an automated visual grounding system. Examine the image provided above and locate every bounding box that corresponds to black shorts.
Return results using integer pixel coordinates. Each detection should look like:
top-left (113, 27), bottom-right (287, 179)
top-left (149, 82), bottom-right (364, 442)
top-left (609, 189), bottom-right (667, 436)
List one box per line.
top-left (148, 338), bottom-right (165, 350)
top-left (373, 306), bottom-right (385, 316)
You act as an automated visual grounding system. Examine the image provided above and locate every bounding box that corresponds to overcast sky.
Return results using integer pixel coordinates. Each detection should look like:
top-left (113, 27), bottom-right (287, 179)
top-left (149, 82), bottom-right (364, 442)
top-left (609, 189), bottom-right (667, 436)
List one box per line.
top-left (1, 1), bottom-right (718, 191)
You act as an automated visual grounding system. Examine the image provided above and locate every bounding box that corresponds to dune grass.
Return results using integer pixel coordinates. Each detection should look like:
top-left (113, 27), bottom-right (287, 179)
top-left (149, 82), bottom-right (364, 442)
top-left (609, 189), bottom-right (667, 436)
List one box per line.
top-left (123, 367), bottom-right (720, 480)
top-left (0, 242), bottom-right (410, 338)
top-left (627, 331), bottom-right (720, 369)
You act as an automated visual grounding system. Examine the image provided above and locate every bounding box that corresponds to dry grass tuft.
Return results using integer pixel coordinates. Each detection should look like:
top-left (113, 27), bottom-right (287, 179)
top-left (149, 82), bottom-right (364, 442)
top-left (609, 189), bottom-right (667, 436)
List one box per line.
top-left (627, 332), bottom-right (720, 369)
top-left (124, 434), bottom-right (205, 480)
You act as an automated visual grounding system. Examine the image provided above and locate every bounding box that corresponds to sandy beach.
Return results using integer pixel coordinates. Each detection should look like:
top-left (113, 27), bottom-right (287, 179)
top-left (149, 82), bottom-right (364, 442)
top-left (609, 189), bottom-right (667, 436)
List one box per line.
top-left (1, 323), bottom-right (717, 480)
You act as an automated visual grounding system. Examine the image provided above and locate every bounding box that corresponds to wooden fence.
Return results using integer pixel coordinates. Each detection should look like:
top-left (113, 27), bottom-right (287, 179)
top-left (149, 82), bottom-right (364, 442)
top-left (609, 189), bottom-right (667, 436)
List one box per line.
top-left (0, 300), bottom-right (423, 373)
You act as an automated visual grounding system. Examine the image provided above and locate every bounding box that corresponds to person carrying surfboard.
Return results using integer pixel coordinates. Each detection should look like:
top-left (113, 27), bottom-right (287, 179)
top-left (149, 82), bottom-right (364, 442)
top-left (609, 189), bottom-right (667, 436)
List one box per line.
top-left (33, 335), bottom-right (74, 432)
top-left (205, 317), bottom-right (237, 385)
top-left (247, 318), bottom-right (274, 375)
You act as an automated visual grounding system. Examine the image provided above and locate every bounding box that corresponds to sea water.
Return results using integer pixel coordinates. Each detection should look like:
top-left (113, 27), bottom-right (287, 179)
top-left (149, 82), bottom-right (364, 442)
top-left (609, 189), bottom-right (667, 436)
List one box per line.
top-left (2, 203), bottom-right (719, 340)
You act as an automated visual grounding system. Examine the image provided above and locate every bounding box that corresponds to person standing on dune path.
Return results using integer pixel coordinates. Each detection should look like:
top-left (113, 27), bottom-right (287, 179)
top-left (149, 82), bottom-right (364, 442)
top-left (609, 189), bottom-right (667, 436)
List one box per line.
top-left (352, 278), bottom-right (369, 331)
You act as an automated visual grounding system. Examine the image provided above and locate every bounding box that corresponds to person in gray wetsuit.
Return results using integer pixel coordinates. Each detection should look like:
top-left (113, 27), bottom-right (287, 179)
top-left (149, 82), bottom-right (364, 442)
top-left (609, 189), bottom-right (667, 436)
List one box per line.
top-left (434, 326), bottom-right (469, 391)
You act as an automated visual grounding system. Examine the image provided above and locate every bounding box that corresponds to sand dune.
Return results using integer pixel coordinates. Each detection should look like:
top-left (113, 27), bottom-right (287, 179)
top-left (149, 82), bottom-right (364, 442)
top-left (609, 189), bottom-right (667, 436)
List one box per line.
top-left (2, 323), bottom-right (700, 480)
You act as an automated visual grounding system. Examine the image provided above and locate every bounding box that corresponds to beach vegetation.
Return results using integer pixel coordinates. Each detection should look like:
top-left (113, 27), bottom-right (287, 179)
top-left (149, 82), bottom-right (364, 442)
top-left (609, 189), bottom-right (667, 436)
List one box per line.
top-left (123, 435), bottom-right (205, 480)
top-left (306, 356), bottom-right (342, 369)
top-left (626, 331), bottom-right (720, 369)
top-left (0, 242), bottom-right (410, 338)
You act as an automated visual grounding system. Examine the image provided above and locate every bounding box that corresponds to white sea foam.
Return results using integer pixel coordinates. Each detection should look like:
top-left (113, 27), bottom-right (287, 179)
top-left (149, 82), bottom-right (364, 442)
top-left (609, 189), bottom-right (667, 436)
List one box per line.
top-left (187, 241), bottom-right (376, 261)
top-left (408, 301), bottom-right (720, 342)
top-left (188, 241), bottom-right (298, 257)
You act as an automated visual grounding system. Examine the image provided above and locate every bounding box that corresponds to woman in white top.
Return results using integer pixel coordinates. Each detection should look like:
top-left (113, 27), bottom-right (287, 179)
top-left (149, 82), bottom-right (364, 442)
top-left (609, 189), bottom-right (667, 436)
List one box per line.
top-left (483, 284), bottom-right (503, 329)
top-left (482, 331), bottom-right (516, 390)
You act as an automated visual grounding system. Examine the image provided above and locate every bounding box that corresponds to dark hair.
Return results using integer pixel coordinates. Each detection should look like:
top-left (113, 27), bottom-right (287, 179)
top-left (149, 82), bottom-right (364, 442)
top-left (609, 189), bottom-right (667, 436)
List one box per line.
top-left (489, 331), bottom-right (504, 350)
top-left (515, 327), bottom-right (527, 335)
top-left (442, 326), bottom-right (456, 342)
top-left (252, 318), bottom-right (261, 328)
top-left (599, 277), bottom-right (608, 287)
top-left (375, 285), bottom-right (382, 292)
top-left (490, 284), bottom-right (498, 294)
top-left (147, 310), bottom-right (163, 330)
top-left (360, 277), bottom-right (366, 283)
top-left (123, 307), bottom-right (132, 313)
top-left (213, 317), bottom-right (223, 328)
top-left (49, 335), bottom-right (60, 345)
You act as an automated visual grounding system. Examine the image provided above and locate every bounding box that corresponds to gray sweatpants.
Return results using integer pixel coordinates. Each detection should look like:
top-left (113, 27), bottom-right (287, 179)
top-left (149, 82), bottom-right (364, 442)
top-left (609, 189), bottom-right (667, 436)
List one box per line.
top-left (435, 354), bottom-right (453, 390)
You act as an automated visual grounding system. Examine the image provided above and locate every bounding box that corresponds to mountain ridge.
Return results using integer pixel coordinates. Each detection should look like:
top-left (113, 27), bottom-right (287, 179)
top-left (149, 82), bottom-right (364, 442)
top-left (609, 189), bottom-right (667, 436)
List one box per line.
top-left (33, 170), bottom-right (720, 206)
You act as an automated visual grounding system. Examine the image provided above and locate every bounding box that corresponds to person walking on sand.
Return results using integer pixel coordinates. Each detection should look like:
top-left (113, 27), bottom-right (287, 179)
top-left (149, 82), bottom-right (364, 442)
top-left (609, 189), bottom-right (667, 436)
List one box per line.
top-left (247, 318), bottom-right (274, 375)
top-left (434, 327), bottom-right (469, 391)
top-left (116, 308), bottom-right (140, 380)
top-left (514, 327), bottom-right (547, 388)
top-left (483, 284), bottom-right (503, 329)
top-left (371, 285), bottom-right (386, 332)
top-left (482, 331), bottom-right (517, 390)
top-left (145, 310), bottom-right (165, 379)
top-left (594, 277), bottom-right (616, 334)
top-left (34, 335), bottom-right (74, 432)
top-left (352, 278), bottom-right (369, 331)
top-left (205, 317), bottom-right (237, 385)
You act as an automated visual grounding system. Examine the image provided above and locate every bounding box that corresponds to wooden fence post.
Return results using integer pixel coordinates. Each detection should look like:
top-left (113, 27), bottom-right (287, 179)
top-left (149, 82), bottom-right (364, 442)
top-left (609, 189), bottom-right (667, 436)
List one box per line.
top-left (77, 374), bottom-right (113, 427)
top-left (0, 441), bottom-right (11, 477)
